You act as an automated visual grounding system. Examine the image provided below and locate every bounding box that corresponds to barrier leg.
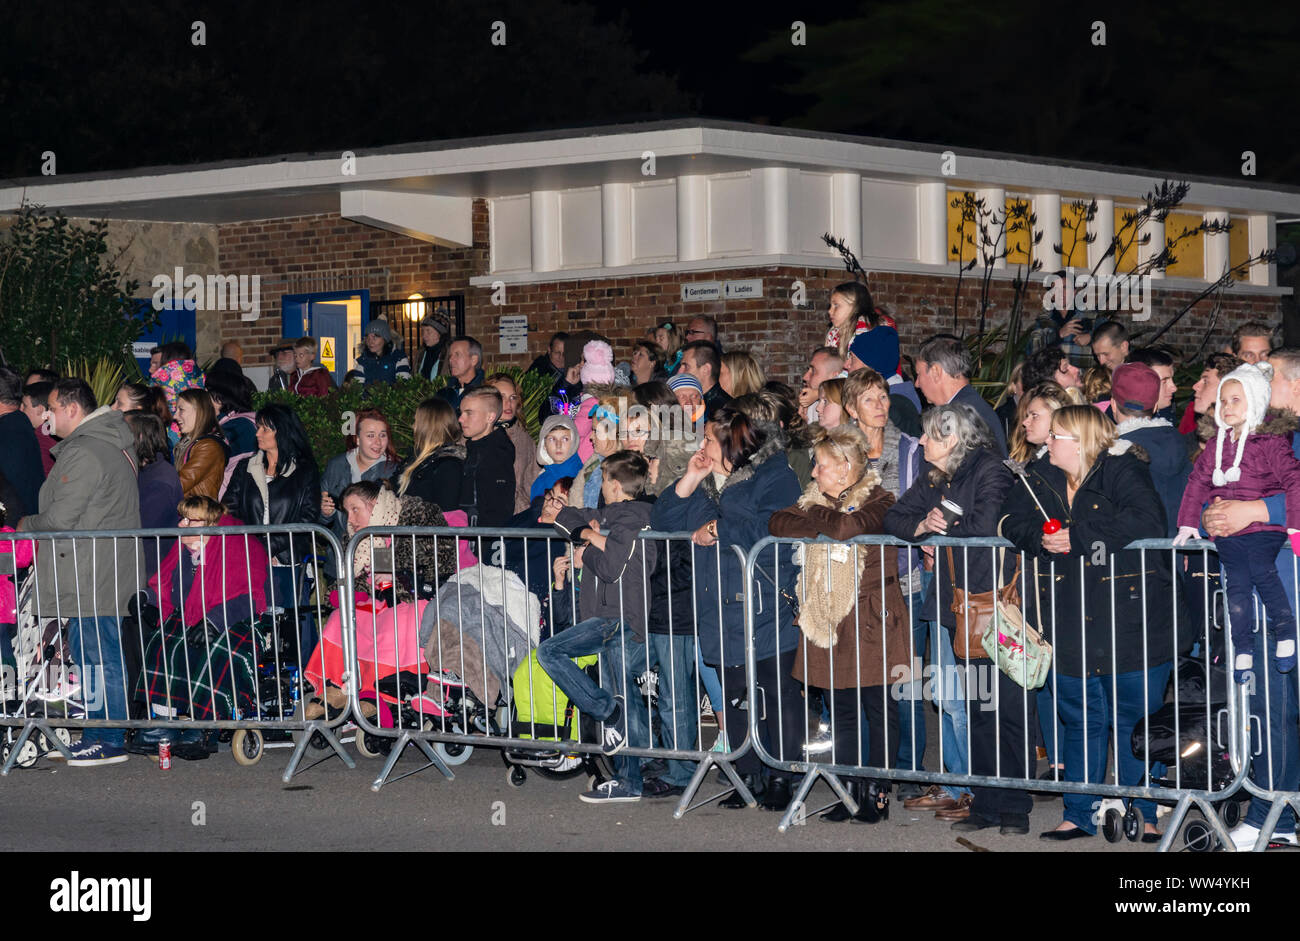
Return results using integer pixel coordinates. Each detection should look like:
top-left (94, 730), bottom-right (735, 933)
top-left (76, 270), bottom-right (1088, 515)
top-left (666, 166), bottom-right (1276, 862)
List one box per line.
top-left (1255, 796), bottom-right (1300, 851)
top-left (282, 721), bottom-right (357, 782)
top-left (370, 731), bottom-right (455, 791)
top-left (673, 753), bottom-right (755, 817)
top-left (32, 720), bottom-right (73, 760)
top-left (777, 769), bottom-right (818, 833)
top-left (0, 723), bottom-right (39, 776)
top-left (1159, 793), bottom-right (1238, 853)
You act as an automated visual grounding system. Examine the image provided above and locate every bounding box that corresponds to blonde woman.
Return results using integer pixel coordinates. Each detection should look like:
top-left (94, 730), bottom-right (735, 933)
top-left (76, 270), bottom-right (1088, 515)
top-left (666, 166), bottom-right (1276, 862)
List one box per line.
top-left (816, 377), bottom-right (848, 430)
top-left (396, 398), bottom-right (465, 510)
top-left (1008, 382), bottom-right (1075, 465)
top-left (769, 423), bottom-right (910, 823)
top-left (719, 351), bottom-right (765, 398)
top-left (999, 405), bottom-right (1172, 842)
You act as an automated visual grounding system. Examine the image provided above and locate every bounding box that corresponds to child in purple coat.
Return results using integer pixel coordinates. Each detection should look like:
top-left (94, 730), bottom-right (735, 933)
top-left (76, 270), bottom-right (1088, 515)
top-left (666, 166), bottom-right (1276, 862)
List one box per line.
top-left (1176, 364), bottom-right (1300, 680)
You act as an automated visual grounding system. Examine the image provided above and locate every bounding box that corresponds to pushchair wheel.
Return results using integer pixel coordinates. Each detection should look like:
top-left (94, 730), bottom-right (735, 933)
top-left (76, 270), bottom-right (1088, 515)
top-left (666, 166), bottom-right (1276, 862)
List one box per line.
top-left (1219, 800), bottom-right (1243, 828)
top-left (292, 728), bottom-right (334, 760)
top-left (5, 737), bottom-right (41, 769)
top-left (507, 766), bottom-right (526, 787)
top-left (1182, 819), bottom-right (1216, 852)
top-left (355, 730), bottom-right (387, 759)
top-left (1123, 805), bottom-right (1144, 842)
top-left (434, 741), bottom-right (472, 766)
top-left (1101, 808), bottom-right (1124, 843)
top-left (231, 730), bottom-right (263, 766)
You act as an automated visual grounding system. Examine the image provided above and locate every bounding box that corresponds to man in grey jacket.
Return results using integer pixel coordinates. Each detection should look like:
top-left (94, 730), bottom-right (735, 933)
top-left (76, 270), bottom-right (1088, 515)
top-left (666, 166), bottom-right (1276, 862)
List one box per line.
top-left (19, 378), bottom-right (142, 766)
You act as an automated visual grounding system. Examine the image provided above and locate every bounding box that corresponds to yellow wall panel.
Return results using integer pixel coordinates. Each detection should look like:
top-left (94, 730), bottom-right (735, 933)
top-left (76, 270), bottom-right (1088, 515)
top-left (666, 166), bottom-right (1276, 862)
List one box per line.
top-left (1113, 206), bottom-right (1141, 273)
top-left (1004, 197), bottom-right (1034, 266)
top-left (947, 190), bottom-right (976, 264)
top-left (1060, 201), bottom-right (1090, 269)
top-left (1164, 211), bottom-right (1203, 279)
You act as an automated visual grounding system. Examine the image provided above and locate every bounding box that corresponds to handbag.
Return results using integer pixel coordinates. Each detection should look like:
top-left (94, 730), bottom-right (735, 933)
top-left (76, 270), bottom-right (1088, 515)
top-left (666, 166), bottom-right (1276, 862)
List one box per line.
top-left (944, 545), bottom-right (1020, 661)
top-left (981, 556), bottom-right (1052, 689)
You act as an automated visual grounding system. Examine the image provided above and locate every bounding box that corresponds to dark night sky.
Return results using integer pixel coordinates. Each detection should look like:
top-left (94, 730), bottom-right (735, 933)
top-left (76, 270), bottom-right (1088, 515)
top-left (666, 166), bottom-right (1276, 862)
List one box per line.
top-left (2, 0), bottom-right (1297, 185)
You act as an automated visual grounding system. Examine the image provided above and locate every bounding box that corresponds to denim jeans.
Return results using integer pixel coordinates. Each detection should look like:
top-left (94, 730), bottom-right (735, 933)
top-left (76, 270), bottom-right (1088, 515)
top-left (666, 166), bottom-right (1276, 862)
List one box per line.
top-left (1055, 662), bottom-right (1173, 833)
top-left (1245, 614), bottom-right (1300, 830)
top-left (536, 615), bottom-right (649, 794)
top-left (896, 587), bottom-right (929, 771)
top-left (68, 616), bottom-right (127, 747)
top-left (697, 652), bottom-right (725, 734)
top-left (648, 632), bottom-right (699, 787)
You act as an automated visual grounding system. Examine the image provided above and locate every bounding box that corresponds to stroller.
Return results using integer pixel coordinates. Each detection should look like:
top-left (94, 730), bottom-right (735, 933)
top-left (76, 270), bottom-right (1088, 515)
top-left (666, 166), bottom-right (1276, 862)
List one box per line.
top-left (502, 650), bottom-right (614, 789)
top-left (2, 571), bottom-right (77, 768)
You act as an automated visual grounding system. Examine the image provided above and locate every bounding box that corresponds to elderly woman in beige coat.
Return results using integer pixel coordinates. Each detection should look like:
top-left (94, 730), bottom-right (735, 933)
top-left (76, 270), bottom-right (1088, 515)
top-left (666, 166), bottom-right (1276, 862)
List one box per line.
top-left (768, 423), bottom-right (909, 824)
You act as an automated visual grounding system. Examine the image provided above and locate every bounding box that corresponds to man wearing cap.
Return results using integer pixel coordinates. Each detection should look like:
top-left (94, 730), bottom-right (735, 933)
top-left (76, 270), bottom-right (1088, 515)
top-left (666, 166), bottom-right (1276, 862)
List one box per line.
top-left (438, 336), bottom-right (486, 412)
top-left (845, 327), bottom-right (922, 437)
top-left (667, 373), bottom-right (706, 429)
top-left (355, 318), bottom-right (412, 386)
top-left (1112, 362), bottom-right (1190, 537)
top-left (415, 313), bottom-right (451, 381)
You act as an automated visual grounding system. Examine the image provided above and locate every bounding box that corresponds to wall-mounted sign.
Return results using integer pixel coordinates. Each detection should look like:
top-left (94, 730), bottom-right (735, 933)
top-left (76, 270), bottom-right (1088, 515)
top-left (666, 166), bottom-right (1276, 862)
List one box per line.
top-left (499, 314), bottom-right (528, 354)
top-left (681, 281), bottom-right (722, 302)
top-left (319, 336), bottom-right (336, 372)
top-left (724, 279), bottom-right (763, 299)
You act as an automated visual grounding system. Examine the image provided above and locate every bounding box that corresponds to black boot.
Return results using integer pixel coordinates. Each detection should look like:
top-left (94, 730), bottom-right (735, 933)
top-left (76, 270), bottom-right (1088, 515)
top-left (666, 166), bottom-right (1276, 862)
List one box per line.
top-left (720, 772), bottom-right (764, 809)
top-left (851, 780), bottom-right (890, 824)
top-left (821, 779), bottom-right (864, 823)
top-left (760, 774), bottom-right (793, 812)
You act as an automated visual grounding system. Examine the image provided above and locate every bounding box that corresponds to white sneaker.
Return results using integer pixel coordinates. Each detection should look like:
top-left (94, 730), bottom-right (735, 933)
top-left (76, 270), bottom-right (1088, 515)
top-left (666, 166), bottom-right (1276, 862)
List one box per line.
top-left (1229, 821), bottom-right (1298, 851)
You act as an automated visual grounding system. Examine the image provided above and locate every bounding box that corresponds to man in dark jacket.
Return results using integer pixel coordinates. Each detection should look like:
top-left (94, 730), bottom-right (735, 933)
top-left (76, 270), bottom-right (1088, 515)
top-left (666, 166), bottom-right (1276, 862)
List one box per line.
top-left (439, 337), bottom-right (486, 413)
top-left (457, 387), bottom-right (515, 527)
top-left (0, 367), bottom-right (46, 512)
top-left (913, 335), bottom-right (1008, 456)
top-left (539, 451), bottom-right (656, 803)
top-left (526, 332), bottom-right (568, 387)
top-left (1111, 363), bottom-right (1190, 537)
top-left (680, 341), bottom-right (730, 420)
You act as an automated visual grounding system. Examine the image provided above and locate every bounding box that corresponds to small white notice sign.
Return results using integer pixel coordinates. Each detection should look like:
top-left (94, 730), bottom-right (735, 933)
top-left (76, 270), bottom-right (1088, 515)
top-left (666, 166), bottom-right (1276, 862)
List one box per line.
top-left (681, 282), bottom-right (722, 302)
top-left (499, 314), bottom-right (528, 354)
top-left (724, 279), bottom-right (763, 299)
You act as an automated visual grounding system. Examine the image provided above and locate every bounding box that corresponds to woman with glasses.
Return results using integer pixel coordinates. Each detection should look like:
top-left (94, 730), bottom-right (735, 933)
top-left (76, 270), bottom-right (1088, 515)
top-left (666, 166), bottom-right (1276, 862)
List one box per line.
top-left (999, 404), bottom-right (1173, 842)
top-left (133, 495), bottom-right (270, 756)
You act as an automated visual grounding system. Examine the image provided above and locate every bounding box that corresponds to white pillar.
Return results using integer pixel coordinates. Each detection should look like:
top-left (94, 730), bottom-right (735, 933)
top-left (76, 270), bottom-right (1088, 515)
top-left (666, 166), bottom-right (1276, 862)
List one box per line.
top-left (1249, 214), bottom-right (1277, 286)
top-left (918, 182), bottom-right (948, 265)
top-left (676, 175), bottom-right (708, 262)
top-left (976, 187), bottom-right (1006, 268)
top-left (1034, 193), bottom-right (1062, 271)
top-left (1089, 198), bottom-right (1115, 277)
top-left (1139, 211), bottom-right (1166, 279)
top-left (755, 167), bottom-right (791, 255)
top-left (832, 172), bottom-right (862, 260)
top-left (1204, 210), bottom-right (1230, 279)
top-left (530, 190), bottom-right (560, 273)
top-left (601, 183), bottom-right (632, 268)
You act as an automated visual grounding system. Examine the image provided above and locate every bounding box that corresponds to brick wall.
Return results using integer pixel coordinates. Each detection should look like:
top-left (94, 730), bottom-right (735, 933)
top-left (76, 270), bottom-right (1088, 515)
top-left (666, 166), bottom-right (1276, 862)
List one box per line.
top-left (212, 209), bottom-right (1283, 386)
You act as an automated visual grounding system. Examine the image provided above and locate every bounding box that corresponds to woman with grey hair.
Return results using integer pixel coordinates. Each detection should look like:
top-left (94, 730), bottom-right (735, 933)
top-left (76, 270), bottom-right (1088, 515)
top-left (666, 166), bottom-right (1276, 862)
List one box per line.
top-left (884, 403), bottom-right (1036, 836)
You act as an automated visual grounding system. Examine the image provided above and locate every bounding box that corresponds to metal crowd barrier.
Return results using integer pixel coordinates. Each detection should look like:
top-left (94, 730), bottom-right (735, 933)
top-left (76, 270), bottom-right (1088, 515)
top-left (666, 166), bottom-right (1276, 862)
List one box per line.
top-left (743, 534), bottom-right (1252, 850)
top-left (1230, 550), bottom-right (1300, 851)
top-left (340, 525), bottom-right (758, 817)
top-left (0, 524), bottom-right (352, 782)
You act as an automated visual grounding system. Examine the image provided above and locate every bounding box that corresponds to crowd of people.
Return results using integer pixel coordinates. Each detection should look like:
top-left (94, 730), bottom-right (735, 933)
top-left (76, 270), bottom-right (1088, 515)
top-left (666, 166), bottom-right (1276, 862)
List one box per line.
top-left (0, 293), bottom-right (1296, 851)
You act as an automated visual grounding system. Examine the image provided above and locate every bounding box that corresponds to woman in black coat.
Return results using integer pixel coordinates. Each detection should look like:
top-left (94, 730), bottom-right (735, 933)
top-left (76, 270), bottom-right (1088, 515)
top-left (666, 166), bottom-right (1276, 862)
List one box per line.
top-left (395, 398), bottom-right (466, 512)
top-left (884, 402), bottom-right (1035, 836)
top-left (998, 404), bottom-right (1174, 843)
top-left (221, 404), bottom-right (323, 650)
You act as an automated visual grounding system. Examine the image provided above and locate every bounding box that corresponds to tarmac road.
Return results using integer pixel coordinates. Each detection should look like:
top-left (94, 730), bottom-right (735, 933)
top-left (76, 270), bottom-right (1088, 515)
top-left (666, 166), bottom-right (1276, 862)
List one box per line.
top-left (0, 735), bottom-right (1174, 852)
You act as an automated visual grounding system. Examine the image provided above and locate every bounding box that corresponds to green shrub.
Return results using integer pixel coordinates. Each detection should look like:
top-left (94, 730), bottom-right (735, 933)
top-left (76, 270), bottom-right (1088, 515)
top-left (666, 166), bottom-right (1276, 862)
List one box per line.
top-left (251, 365), bottom-right (553, 470)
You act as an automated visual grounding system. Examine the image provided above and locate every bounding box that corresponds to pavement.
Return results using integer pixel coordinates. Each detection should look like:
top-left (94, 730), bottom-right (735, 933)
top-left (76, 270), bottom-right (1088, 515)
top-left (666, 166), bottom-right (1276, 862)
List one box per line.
top-left (0, 732), bottom-right (1179, 852)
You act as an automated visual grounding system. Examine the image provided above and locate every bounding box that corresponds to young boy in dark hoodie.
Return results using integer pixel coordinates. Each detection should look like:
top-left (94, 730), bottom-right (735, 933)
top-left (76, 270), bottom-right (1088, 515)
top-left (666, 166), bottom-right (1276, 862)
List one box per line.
top-left (538, 450), bottom-right (657, 803)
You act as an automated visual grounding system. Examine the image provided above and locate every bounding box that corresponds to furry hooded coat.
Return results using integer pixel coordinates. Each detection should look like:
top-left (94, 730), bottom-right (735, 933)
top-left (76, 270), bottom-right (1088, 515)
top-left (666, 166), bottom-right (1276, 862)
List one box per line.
top-left (769, 474), bottom-right (911, 689)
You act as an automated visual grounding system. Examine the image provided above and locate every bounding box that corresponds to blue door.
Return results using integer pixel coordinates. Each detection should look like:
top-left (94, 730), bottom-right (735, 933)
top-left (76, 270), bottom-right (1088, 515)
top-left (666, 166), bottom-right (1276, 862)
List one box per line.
top-left (280, 290), bottom-right (370, 387)
top-left (133, 298), bottom-right (197, 378)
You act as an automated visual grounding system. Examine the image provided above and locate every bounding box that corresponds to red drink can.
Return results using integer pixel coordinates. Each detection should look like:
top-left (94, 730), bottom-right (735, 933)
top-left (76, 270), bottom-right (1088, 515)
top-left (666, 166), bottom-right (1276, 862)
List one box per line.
top-left (159, 740), bottom-right (172, 770)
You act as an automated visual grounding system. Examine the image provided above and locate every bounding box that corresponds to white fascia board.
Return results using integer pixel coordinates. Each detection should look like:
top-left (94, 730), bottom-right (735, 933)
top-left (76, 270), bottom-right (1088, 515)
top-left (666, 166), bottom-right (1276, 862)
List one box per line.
top-left (697, 128), bottom-right (1300, 217)
top-left (339, 189), bottom-right (472, 247)
top-left (469, 252), bottom-right (1292, 298)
